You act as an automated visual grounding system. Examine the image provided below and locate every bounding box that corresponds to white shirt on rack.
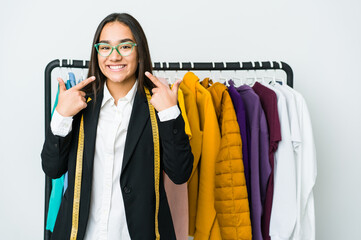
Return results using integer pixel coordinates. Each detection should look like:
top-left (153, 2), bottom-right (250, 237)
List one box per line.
top-left (274, 83), bottom-right (302, 151)
top-left (261, 83), bottom-right (297, 240)
top-left (284, 85), bottom-right (317, 240)
top-left (274, 83), bottom-right (303, 240)
top-left (51, 80), bottom-right (180, 240)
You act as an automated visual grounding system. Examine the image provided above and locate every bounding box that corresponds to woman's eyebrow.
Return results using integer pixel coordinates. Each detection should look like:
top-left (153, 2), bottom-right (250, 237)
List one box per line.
top-left (120, 38), bottom-right (135, 43)
top-left (98, 39), bottom-right (135, 44)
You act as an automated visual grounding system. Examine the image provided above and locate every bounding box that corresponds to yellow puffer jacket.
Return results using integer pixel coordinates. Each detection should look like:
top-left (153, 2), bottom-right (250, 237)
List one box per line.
top-left (201, 78), bottom-right (252, 240)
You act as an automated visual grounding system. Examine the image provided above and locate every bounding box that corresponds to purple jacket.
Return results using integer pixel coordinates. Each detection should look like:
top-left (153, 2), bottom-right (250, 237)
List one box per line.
top-left (227, 81), bottom-right (250, 197)
top-left (236, 84), bottom-right (271, 240)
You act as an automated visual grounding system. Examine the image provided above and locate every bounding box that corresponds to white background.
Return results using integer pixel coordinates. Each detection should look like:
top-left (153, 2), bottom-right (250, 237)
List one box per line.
top-left (1, 0), bottom-right (360, 239)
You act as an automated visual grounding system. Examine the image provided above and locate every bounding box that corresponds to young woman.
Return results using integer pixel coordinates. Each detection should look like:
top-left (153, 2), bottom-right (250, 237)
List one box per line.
top-left (41, 13), bottom-right (193, 240)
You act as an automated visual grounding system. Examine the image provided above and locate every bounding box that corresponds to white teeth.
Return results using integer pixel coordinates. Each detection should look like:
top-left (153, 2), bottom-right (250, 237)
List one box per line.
top-left (109, 65), bottom-right (125, 69)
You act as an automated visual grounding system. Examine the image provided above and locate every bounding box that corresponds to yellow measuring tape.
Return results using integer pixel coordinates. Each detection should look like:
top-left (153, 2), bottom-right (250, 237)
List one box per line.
top-left (70, 97), bottom-right (90, 240)
top-left (144, 87), bottom-right (161, 240)
top-left (69, 114), bottom-right (84, 239)
top-left (69, 88), bottom-right (161, 240)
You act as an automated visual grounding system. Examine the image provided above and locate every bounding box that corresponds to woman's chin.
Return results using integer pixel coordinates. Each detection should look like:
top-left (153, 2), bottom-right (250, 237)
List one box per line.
top-left (106, 77), bottom-right (134, 85)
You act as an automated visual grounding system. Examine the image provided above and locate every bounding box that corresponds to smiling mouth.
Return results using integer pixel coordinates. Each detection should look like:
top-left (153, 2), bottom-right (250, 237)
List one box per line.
top-left (108, 65), bottom-right (126, 71)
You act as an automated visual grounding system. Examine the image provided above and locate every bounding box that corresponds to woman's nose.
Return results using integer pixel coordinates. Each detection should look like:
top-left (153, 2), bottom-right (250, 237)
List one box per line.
top-left (109, 48), bottom-right (122, 61)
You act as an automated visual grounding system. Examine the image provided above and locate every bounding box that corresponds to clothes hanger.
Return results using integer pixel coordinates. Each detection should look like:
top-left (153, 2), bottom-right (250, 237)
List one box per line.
top-left (161, 70), bottom-right (169, 86)
top-left (272, 61), bottom-right (278, 85)
top-left (208, 64), bottom-right (213, 82)
top-left (176, 62), bottom-right (184, 83)
top-left (79, 68), bottom-right (84, 84)
top-left (219, 62), bottom-right (228, 86)
top-left (174, 69), bottom-right (180, 85)
top-left (263, 61), bottom-right (276, 86)
top-left (261, 62), bottom-right (270, 85)
top-left (276, 61), bottom-right (285, 85)
top-left (255, 61), bottom-right (264, 84)
top-left (245, 61), bottom-right (256, 86)
top-left (152, 62), bottom-right (161, 83)
top-left (232, 61), bottom-right (242, 86)
top-left (160, 62), bottom-right (169, 85)
top-left (244, 72), bottom-right (253, 86)
top-left (239, 62), bottom-right (245, 86)
top-left (265, 61), bottom-right (284, 86)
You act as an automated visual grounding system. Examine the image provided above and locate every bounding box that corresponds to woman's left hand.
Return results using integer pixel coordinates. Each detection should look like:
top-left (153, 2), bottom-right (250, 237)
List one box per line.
top-left (145, 71), bottom-right (182, 112)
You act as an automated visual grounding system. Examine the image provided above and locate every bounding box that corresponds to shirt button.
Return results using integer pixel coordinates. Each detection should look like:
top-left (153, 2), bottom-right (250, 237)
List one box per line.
top-left (123, 186), bottom-right (131, 194)
top-left (173, 128), bottom-right (178, 134)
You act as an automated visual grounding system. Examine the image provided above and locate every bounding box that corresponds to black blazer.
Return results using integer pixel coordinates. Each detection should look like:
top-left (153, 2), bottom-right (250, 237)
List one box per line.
top-left (41, 88), bottom-right (194, 240)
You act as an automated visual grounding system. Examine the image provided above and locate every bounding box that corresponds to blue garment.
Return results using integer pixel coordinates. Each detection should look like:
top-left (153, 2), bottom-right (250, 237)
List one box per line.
top-left (62, 76), bottom-right (72, 195)
top-left (62, 78), bottom-right (71, 195)
top-left (66, 79), bottom-right (71, 89)
top-left (69, 72), bottom-right (76, 87)
top-left (63, 172), bottom-right (68, 195)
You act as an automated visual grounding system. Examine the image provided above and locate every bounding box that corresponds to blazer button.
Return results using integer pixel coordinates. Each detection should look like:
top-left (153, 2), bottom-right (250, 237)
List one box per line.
top-left (54, 143), bottom-right (58, 148)
top-left (173, 128), bottom-right (178, 134)
top-left (123, 186), bottom-right (131, 194)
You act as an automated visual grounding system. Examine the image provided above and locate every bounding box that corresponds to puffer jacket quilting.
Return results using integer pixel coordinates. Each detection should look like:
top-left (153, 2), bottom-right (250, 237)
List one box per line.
top-left (201, 79), bottom-right (252, 240)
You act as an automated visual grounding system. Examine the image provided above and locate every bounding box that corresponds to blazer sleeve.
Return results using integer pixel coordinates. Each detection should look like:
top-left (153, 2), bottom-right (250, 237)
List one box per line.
top-left (158, 113), bottom-right (194, 184)
top-left (41, 112), bottom-right (81, 179)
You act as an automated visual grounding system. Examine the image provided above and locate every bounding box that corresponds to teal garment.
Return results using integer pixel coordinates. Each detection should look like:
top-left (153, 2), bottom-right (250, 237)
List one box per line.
top-left (47, 73), bottom-right (81, 231)
top-left (46, 81), bottom-right (71, 232)
top-left (51, 86), bottom-right (59, 116)
top-left (46, 175), bottom-right (64, 232)
top-left (46, 85), bottom-right (66, 232)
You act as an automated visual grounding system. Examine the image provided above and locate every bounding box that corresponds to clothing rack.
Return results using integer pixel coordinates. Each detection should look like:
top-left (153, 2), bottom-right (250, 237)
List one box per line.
top-left (43, 59), bottom-right (294, 240)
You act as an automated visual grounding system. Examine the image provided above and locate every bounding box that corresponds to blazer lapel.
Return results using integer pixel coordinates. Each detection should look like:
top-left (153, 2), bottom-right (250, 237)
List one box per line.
top-left (83, 91), bottom-right (103, 176)
top-left (121, 90), bottom-right (149, 174)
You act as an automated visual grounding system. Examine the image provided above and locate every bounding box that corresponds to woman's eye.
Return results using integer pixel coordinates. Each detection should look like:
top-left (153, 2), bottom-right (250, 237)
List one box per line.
top-left (101, 46), bottom-right (110, 50)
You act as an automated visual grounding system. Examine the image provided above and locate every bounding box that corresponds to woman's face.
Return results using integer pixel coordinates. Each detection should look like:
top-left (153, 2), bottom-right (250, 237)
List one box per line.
top-left (97, 21), bottom-right (138, 85)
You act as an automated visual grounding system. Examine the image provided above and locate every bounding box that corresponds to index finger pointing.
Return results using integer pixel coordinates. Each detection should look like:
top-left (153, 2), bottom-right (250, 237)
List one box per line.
top-left (145, 71), bottom-right (162, 87)
top-left (57, 77), bottom-right (67, 93)
top-left (72, 76), bottom-right (96, 90)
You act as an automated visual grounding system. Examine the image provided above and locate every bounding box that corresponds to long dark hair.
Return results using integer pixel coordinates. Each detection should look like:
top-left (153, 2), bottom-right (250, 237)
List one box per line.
top-left (84, 13), bottom-right (154, 99)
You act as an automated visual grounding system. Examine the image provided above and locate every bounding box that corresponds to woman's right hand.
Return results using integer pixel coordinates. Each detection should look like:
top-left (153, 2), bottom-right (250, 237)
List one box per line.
top-left (55, 76), bottom-right (96, 117)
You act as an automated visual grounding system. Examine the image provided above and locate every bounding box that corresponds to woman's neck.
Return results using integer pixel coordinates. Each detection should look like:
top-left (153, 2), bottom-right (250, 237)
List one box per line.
top-left (106, 77), bottom-right (136, 105)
